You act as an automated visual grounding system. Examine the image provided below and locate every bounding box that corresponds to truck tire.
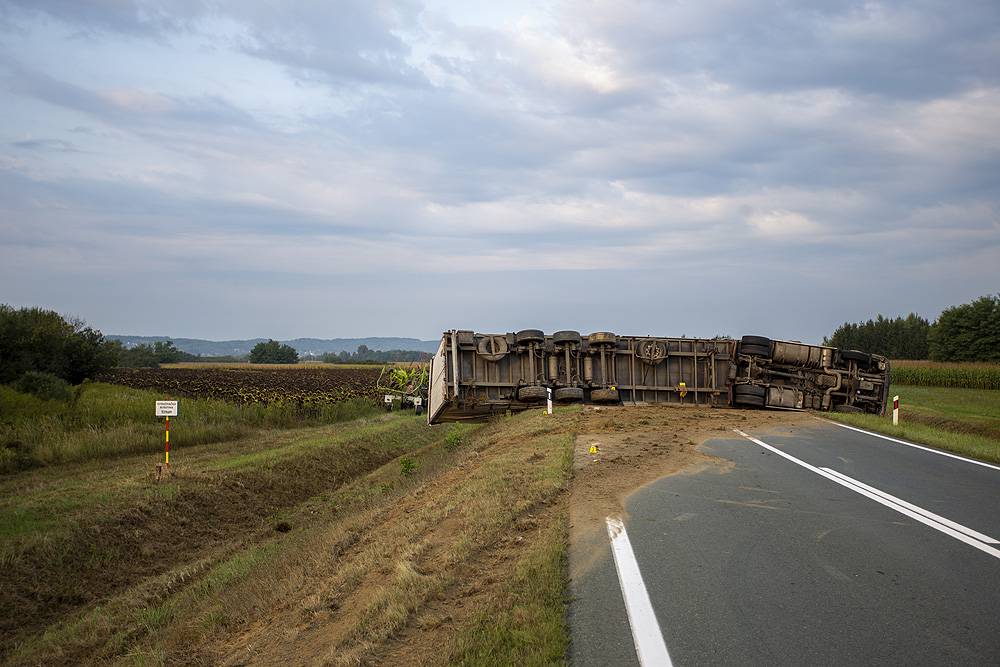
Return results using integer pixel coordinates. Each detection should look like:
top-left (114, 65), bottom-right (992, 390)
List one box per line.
top-left (554, 387), bottom-right (584, 402)
top-left (733, 384), bottom-right (766, 407)
top-left (552, 330), bottom-right (582, 345)
top-left (590, 387), bottom-right (620, 403)
top-left (518, 385), bottom-right (549, 402)
top-left (740, 335), bottom-right (772, 358)
top-left (588, 332), bottom-right (618, 346)
top-left (515, 329), bottom-right (545, 344)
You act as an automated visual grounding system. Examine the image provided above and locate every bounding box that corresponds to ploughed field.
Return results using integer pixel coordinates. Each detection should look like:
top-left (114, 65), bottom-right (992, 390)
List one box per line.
top-left (100, 366), bottom-right (382, 404)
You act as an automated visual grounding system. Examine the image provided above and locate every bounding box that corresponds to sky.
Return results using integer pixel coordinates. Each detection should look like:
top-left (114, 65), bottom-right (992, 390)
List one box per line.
top-left (1, 0), bottom-right (998, 343)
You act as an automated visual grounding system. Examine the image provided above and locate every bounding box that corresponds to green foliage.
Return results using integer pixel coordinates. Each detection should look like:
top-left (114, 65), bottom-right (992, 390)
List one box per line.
top-left (891, 362), bottom-right (1000, 389)
top-left (444, 423), bottom-right (470, 452)
top-left (115, 340), bottom-right (197, 368)
top-left (0, 305), bottom-right (118, 384)
top-left (0, 383), bottom-right (379, 473)
top-left (399, 457), bottom-right (417, 477)
top-left (384, 366), bottom-right (428, 392)
top-left (824, 313), bottom-right (930, 359)
top-left (248, 339), bottom-right (299, 364)
top-left (928, 294), bottom-right (1000, 362)
top-left (319, 344), bottom-right (430, 364)
top-left (12, 372), bottom-right (71, 402)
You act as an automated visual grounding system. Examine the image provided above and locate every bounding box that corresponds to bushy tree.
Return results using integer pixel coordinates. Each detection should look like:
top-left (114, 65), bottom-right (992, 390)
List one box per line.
top-left (0, 305), bottom-right (118, 384)
top-left (249, 339), bottom-right (299, 364)
top-left (929, 295), bottom-right (1000, 361)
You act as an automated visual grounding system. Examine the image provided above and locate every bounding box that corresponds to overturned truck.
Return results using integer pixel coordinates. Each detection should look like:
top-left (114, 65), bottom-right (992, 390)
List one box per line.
top-left (427, 330), bottom-right (889, 424)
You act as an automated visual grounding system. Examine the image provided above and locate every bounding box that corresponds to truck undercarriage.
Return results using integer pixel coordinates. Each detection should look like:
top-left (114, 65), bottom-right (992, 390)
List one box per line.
top-left (427, 330), bottom-right (889, 424)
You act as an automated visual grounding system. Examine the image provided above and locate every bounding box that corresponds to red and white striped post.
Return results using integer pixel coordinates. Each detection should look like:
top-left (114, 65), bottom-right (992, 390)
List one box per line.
top-left (892, 395), bottom-right (900, 426)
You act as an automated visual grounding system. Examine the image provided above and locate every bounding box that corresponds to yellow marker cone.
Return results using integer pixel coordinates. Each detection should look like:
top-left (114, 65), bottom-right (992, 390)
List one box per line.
top-left (589, 444), bottom-right (599, 454)
top-left (679, 381), bottom-right (687, 398)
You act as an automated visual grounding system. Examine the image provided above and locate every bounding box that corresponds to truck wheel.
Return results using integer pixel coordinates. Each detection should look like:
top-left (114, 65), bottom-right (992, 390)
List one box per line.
top-left (590, 388), bottom-right (620, 403)
top-left (554, 387), bottom-right (584, 402)
top-left (588, 332), bottom-right (618, 346)
top-left (552, 330), bottom-right (582, 345)
top-left (515, 329), bottom-right (545, 344)
top-left (733, 384), bottom-right (766, 407)
top-left (740, 335), bottom-right (772, 358)
top-left (518, 385), bottom-right (549, 402)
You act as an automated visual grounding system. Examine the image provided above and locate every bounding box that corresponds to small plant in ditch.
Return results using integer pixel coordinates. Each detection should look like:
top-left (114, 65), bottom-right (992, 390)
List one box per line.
top-left (400, 457), bottom-right (417, 477)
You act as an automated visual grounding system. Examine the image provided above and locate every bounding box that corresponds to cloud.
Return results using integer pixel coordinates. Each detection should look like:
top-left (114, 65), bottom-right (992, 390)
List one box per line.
top-left (0, 1), bottom-right (998, 341)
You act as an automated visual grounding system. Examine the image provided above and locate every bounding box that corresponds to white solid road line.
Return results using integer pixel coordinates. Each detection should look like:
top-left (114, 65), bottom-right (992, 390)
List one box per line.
top-left (817, 418), bottom-right (1000, 472)
top-left (821, 467), bottom-right (999, 545)
top-left (733, 429), bottom-right (1000, 561)
top-left (606, 516), bottom-right (673, 667)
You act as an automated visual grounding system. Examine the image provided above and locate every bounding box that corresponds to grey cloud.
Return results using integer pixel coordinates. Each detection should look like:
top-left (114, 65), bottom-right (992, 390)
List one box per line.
top-left (575, 1), bottom-right (1000, 100)
top-left (9, 137), bottom-right (82, 152)
top-left (0, 0), bottom-right (207, 37)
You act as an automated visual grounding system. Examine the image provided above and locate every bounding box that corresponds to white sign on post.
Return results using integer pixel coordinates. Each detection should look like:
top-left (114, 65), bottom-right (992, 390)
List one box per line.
top-left (155, 400), bottom-right (178, 417)
top-left (414, 396), bottom-right (423, 406)
top-left (384, 394), bottom-right (394, 404)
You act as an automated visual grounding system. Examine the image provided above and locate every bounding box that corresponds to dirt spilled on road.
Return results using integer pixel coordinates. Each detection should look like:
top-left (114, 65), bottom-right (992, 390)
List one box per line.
top-left (568, 405), bottom-right (809, 580)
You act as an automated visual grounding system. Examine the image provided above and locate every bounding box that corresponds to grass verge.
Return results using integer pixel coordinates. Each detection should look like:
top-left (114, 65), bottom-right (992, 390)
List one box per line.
top-left (825, 384), bottom-right (1000, 464)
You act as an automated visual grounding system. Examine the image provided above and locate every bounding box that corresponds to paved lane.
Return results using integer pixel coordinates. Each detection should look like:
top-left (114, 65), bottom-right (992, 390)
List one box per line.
top-left (569, 422), bottom-right (1000, 666)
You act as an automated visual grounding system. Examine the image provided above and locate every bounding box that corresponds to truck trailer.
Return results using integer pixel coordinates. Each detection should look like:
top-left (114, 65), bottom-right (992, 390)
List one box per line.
top-left (426, 330), bottom-right (890, 424)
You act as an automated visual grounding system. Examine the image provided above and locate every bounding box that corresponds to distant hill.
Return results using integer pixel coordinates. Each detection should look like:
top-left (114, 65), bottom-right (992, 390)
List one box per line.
top-left (107, 335), bottom-right (441, 357)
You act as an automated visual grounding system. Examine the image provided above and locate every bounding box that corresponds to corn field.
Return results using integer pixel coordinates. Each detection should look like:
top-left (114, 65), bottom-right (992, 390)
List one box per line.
top-left (890, 361), bottom-right (1000, 389)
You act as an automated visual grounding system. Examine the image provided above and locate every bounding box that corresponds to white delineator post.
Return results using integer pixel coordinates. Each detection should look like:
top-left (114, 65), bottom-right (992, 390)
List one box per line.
top-left (547, 387), bottom-right (553, 415)
top-left (893, 395), bottom-right (900, 426)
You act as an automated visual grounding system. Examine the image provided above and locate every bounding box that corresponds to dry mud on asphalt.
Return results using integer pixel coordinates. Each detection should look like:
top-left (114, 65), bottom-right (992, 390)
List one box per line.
top-left (569, 405), bottom-right (810, 581)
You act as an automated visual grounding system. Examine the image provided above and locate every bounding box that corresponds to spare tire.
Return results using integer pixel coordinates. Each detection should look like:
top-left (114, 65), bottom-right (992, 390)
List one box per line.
top-left (554, 387), bottom-right (584, 402)
top-left (515, 329), bottom-right (545, 344)
top-left (590, 388), bottom-right (620, 403)
top-left (740, 335), bottom-right (772, 358)
top-left (588, 332), bottom-right (618, 346)
top-left (518, 385), bottom-right (549, 402)
top-left (552, 330), bottom-right (582, 345)
top-left (733, 384), bottom-right (766, 407)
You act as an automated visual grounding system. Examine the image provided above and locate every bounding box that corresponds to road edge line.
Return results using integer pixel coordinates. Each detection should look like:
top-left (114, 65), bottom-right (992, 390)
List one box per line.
top-left (605, 516), bottom-right (673, 667)
top-left (815, 418), bottom-right (1000, 472)
top-left (820, 467), bottom-right (999, 545)
top-left (733, 429), bottom-right (1000, 561)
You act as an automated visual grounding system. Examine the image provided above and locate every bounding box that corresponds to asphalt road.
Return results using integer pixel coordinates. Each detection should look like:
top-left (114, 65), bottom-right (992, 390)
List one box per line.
top-left (569, 420), bottom-right (1000, 666)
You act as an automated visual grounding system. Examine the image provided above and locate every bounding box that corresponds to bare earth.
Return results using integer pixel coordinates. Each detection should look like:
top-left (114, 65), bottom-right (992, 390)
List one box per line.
top-left (569, 405), bottom-right (810, 581)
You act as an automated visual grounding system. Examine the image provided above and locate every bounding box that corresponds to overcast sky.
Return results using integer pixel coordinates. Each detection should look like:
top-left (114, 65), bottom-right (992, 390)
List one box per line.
top-left (1, 1), bottom-right (998, 343)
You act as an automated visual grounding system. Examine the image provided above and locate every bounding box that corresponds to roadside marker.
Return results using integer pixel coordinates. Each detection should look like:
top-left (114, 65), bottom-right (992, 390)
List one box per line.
top-left (893, 395), bottom-right (899, 426)
top-left (733, 429), bottom-right (1000, 560)
top-left (606, 516), bottom-right (673, 666)
top-left (547, 387), bottom-right (553, 415)
top-left (155, 400), bottom-right (178, 479)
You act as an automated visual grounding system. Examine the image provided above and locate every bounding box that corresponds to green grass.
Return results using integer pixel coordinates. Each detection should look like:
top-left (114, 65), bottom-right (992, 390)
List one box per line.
top-left (449, 437), bottom-right (572, 666)
top-left (0, 383), bottom-right (379, 471)
top-left (826, 384), bottom-right (1000, 464)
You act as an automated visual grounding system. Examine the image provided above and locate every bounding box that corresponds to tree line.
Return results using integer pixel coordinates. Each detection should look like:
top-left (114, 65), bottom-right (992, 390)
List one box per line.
top-left (317, 345), bottom-right (431, 364)
top-left (824, 294), bottom-right (1000, 361)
